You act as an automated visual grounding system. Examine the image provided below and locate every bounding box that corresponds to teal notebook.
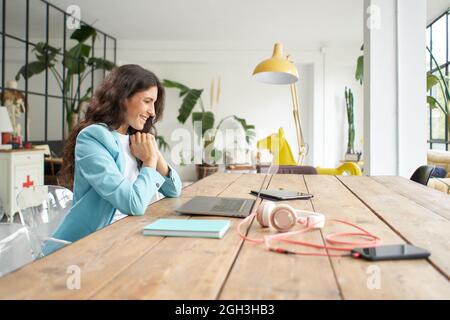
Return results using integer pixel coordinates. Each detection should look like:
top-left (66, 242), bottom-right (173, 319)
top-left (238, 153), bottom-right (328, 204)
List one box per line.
top-left (143, 219), bottom-right (230, 239)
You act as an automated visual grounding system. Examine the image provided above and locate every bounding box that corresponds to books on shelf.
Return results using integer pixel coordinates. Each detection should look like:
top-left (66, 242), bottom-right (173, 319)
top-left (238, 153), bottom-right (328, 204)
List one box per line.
top-left (143, 218), bottom-right (230, 239)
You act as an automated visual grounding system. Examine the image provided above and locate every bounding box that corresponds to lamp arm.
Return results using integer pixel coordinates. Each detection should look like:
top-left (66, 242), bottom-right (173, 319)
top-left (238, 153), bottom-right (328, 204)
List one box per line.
top-left (290, 83), bottom-right (306, 164)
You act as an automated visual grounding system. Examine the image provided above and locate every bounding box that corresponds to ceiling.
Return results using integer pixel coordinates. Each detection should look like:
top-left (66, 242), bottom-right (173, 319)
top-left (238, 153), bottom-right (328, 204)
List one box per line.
top-left (47, 0), bottom-right (365, 50)
top-left (427, 0), bottom-right (450, 23)
top-left (5, 0), bottom-right (450, 50)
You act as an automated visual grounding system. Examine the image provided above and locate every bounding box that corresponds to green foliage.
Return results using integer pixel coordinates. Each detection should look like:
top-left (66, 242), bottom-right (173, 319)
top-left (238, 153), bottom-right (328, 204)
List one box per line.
top-left (163, 79), bottom-right (256, 164)
top-left (426, 47), bottom-right (449, 116)
top-left (355, 45), bottom-right (364, 85)
top-left (156, 135), bottom-right (170, 152)
top-left (15, 25), bottom-right (116, 133)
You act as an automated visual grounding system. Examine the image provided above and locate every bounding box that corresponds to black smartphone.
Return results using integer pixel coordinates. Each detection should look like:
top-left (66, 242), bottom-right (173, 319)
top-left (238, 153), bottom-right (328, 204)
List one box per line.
top-left (351, 244), bottom-right (430, 261)
top-left (250, 189), bottom-right (313, 200)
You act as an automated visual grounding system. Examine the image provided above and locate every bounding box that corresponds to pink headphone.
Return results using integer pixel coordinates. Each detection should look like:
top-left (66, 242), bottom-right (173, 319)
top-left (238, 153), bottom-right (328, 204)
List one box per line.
top-left (256, 200), bottom-right (325, 232)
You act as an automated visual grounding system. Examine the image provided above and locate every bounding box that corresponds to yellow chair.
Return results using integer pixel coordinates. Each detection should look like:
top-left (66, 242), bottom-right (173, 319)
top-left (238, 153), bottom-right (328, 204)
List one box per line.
top-left (257, 129), bottom-right (362, 176)
top-left (257, 128), bottom-right (296, 165)
top-left (316, 162), bottom-right (362, 176)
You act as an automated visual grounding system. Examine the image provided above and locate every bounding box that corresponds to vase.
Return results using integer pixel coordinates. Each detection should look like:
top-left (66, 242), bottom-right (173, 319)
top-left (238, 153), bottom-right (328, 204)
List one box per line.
top-left (196, 164), bottom-right (219, 180)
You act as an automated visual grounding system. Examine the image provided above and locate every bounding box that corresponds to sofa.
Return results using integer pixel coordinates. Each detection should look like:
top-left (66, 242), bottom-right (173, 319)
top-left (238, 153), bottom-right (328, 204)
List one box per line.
top-left (427, 150), bottom-right (450, 194)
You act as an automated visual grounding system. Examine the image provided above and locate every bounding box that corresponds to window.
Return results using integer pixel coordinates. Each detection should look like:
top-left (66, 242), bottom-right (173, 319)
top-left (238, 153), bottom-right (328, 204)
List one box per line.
top-left (427, 11), bottom-right (450, 151)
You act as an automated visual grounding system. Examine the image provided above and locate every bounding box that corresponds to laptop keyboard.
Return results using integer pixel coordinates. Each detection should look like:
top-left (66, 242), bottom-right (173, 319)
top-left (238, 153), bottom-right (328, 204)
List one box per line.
top-left (211, 199), bottom-right (246, 213)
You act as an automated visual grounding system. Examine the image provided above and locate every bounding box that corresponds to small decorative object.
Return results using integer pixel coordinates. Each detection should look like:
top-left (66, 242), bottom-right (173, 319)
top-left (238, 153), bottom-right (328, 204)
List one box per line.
top-left (345, 151), bottom-right (362, 161)
top-left (345, 87), bottom-right (356, 157)
top-left (0, 106), bottom-right (13, 150)
top-left (2, 80), bottom-right (27, 138)
top-left (24, 141), bottom-right (32, 149)
top-left (163, 78), bottom-right (255, 180)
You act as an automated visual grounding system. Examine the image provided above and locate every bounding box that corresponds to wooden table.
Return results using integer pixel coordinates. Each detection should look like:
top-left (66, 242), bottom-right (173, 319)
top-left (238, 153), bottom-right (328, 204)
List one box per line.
top-left (0, 173), bottom-right (449, 299)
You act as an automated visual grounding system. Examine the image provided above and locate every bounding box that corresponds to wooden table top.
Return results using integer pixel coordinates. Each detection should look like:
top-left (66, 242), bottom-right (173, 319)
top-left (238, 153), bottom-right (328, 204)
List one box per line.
top-left (0, 173), bottom-right (449, 299)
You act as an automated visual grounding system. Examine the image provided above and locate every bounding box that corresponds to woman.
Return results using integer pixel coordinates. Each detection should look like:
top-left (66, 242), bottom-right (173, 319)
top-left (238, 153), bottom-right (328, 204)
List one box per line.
top-left (45, 65), bottom-right (182, 254)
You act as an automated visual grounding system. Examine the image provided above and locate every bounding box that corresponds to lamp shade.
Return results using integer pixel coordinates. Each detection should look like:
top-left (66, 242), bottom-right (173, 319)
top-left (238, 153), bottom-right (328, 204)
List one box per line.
top-left (0, 106), bottom-right (13, 132)
top-left (253, 43), bottom-right (299, 85)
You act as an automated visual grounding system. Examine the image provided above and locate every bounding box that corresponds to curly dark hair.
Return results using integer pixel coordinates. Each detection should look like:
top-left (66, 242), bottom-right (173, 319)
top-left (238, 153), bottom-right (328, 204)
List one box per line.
top-left (59, 64), bottom-right (165, 189)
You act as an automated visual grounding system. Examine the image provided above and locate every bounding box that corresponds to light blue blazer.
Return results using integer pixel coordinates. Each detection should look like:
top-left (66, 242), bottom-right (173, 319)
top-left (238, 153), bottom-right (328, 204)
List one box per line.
top-left (44, 123), bottom-right (182, 255)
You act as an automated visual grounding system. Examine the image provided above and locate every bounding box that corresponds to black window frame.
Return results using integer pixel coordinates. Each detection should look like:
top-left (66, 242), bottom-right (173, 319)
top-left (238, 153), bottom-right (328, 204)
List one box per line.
top-left (0, 0), bottom-right (117, 142)
top-left (427, 10), bottom-right (450, 151)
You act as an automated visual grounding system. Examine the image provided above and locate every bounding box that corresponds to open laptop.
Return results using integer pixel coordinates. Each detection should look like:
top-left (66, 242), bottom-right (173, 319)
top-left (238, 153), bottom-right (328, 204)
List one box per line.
top-left (175, 163), bottom-right (275, 218)
top-left (175, 196), bottom-right (256, 218)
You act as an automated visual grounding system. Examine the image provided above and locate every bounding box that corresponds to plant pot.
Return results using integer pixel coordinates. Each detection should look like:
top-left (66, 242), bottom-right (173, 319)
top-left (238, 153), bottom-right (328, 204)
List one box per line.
top-left (196, 164), bottom-right (219, 180)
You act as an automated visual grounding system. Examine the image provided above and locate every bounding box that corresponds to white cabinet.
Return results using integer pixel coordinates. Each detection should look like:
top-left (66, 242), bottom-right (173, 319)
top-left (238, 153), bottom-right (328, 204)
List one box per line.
top-left (0, 149), bottom-right (44, 222)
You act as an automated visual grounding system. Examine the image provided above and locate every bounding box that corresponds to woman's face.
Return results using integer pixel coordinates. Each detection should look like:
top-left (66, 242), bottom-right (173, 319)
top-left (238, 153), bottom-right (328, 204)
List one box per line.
top-left (124, 86), bottom-right (158, 131)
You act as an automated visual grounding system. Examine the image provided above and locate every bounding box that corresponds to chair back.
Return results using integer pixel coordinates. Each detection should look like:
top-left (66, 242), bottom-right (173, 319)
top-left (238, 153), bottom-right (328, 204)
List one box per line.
top-left (16, 185), bottom-right (73, 240)
top-left (0, 223), bottom-right (42, 277)
top-left (410, 165), bottom-right (435, 186)
top-left (257, 165), bottom-right (318, 174)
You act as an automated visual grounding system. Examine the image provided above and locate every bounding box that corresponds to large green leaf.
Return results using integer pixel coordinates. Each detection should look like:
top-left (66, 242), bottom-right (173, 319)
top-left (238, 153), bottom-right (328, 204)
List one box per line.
top-left (355, 55), bottom-right (364, 85)
top-left (162, 79), bottom-right (190, 97)
top-left (15, 61), bottom-right (47, 80)
top-left (87, 57), bottom-right (115, 71)
top-left (156, 135), bottom-right (170, 152)
top-left (15, 42), bottom-right (60, 80)
top-left (427, 95), bottom-right (439, 109)
top-left (427, 73), bottom-right (440, 91)
top-left (428, 46), bottom-right (450, 106)
top-left (427, 95), bottom-right (447, 115)
top-left (192, 111), bottom-right (214, 138)
top-left (64, 43), bottom-right (91, 74)
top-left (177, 89), bottom-right (203, 123)
top-left (33, 42), bottom-right (60, 65)
top-left (71, 25), bottom-right (97, 43)
top-left (233, 116), bottom-right (256, 144)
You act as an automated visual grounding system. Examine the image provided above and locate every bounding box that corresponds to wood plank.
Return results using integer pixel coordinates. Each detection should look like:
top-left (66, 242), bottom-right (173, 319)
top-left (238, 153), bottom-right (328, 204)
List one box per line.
top-left (219, 174), bottom-right (342, 299)
top-left (338, 175), bottom-right (450, 277)
top-left (0, 173), bottom-right (242, 299)
top-left (372, 176), bottom-right (450, 220)
top-left (304, 175), bottom-right (450, 299)
top-left (89, 173), bottom-right (271, 299)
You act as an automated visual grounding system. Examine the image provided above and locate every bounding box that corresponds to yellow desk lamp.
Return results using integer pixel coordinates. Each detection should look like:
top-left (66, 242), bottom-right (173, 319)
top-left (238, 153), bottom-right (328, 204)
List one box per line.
top-left (253, 42), bottom-right (307, 164)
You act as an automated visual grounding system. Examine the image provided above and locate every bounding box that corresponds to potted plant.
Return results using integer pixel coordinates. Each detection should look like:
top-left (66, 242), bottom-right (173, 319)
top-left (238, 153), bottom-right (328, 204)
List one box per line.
top-left (345, 87), bottom-right (355, 154)
top-left (15, 25), bottom-right (116, 137)
top-left (162, 79), bottom-right (255, 179)
top-left (344, 87), bottom-right (362, 161)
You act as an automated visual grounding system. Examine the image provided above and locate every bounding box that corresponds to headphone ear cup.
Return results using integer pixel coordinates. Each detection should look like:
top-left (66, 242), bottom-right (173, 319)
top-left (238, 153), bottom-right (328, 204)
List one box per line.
top-left (295, 209), bottom-right (326, 228)
top-left (270, 204), bottom-right (298, 232)
top-left (256, 200), bottom-right (275, 228)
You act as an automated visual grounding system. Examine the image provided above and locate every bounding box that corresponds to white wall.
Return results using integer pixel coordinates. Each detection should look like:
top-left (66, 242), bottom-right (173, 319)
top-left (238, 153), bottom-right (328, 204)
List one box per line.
top-left (323, 47), bottom-right (364, 168)
top-left (363, 0), bottom-right (427, 177)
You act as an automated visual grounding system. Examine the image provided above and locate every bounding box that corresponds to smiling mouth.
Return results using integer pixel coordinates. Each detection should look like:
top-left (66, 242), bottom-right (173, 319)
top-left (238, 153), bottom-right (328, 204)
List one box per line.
top-left (139, 115), bottom-right (148, 122)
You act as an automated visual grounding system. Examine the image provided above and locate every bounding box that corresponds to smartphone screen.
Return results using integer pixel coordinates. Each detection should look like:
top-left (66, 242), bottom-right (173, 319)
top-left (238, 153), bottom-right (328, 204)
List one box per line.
top-left (352, 244), bottom-right (430, 261)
